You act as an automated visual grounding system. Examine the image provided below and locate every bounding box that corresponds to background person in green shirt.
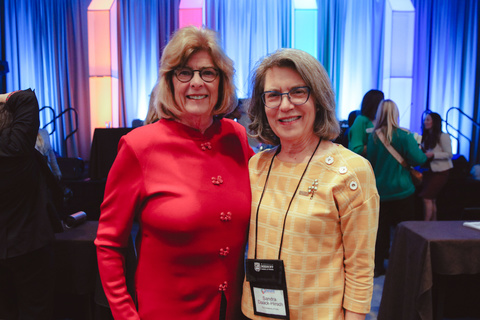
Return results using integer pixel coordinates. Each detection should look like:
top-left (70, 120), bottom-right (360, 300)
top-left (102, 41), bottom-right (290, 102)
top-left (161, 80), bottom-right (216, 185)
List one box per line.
top-left (366, 99), bottom-right (427, 277)
top-left (348, 89), bottom-right (384, 156)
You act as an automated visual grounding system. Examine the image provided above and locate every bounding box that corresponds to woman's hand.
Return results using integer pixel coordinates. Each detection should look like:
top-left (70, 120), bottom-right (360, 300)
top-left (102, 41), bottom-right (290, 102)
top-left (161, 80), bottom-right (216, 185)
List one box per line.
top-left (425, 151), bottom-right (434, 159)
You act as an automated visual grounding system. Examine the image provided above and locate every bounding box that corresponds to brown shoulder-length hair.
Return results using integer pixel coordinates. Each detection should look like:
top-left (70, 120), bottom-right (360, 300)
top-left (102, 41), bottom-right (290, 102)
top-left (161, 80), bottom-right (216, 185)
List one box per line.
top-left (153, 26), bottom-right (237, 120)
top-left (421, 112), bottom-right (443, 150)
top-left (247, 48), bottom-right (340, 146)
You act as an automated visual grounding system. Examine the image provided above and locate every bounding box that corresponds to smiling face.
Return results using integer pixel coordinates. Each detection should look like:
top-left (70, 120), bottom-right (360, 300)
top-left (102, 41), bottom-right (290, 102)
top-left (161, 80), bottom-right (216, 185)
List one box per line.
top-left (263, 66), bottom-right (317, 146)
top-left (173, 50), bottom-right (219, 130)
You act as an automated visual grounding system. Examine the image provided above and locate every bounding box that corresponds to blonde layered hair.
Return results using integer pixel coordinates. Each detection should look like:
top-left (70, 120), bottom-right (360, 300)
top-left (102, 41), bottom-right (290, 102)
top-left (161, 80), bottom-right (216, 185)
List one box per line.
top-left (373, 99), bottom-right (400, 144)
top-left (153, 26), bottom-right (236, 120)
top-left (144, 83), bottom-right (159, 125)
top-left (248, 48), bottom-right (340, 146)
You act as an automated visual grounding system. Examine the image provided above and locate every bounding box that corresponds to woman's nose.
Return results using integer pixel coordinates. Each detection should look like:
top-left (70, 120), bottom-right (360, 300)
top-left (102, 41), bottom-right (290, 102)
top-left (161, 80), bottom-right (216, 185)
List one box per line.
top-left (190, 72), bottom-right (204, 87)
top-left (278, 95), bottom-right (294, 112)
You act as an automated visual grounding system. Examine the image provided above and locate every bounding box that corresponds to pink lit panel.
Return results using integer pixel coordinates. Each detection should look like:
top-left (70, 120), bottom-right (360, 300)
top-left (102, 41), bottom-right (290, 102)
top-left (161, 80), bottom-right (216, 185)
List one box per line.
top-left (179, 8), bottom-right (203, 28)
top-left (87, 10), bottom-right (112, 76)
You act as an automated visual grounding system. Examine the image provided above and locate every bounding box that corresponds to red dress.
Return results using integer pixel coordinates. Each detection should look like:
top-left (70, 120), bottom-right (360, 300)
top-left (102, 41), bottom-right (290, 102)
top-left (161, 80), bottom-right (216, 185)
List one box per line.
top-left (95, 118), bottom-right (254, 319)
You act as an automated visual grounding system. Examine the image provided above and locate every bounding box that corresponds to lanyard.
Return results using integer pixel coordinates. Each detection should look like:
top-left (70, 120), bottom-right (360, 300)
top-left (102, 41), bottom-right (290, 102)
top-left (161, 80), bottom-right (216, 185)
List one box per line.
top-left (253, 139), bottom-right (321, 260)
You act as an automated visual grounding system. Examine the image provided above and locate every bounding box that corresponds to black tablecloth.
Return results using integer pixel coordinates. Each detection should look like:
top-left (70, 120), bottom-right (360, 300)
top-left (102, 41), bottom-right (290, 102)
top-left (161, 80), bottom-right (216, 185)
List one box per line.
top-left (378, 221), bottom-right (480, 320)
top-left (54, 221), bottom-right (99, 295)
top-left (53, 220), bottom-right (137, 320)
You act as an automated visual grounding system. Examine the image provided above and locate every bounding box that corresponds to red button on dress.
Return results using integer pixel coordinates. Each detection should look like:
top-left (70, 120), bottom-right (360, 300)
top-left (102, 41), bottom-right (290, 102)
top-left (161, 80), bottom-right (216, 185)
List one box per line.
top-left (220, 212), bottom-right (232, 221)
top-left (211, 176), bottom-right (223, 185)
top-left (201, 142), bottom-right (212, 151)
top-left (218, 281), bottom-right (228, 291)
top-left (219, 247), bottom-right (230, 256)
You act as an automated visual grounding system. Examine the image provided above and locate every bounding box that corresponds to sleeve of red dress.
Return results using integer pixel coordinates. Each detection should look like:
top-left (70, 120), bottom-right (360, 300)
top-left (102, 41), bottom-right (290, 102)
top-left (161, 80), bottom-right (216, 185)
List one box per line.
top-left (95, 137), bottom-right (143, 320)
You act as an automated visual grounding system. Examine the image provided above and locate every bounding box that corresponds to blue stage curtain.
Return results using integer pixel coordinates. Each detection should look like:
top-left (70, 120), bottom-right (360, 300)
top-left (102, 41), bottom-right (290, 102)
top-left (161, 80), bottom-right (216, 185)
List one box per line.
top-left (0, 0), bottom-right (6, 93)
top-left (317, 0), bottom-right (385, 121)
top-left (411, 0), bottom-right (478, 162)
top-left (2, 0), bottom-right (479, 162)
top-left (204, 0), bottom-right (384, 120)
top-left (205, 0), bottom-right (291, 99)
top-left (118, 0), bottom-right (179, 127)
top-left (206, 0), bottom-right (384, 120)
top-left (3, 0), bottom-right (91, 159)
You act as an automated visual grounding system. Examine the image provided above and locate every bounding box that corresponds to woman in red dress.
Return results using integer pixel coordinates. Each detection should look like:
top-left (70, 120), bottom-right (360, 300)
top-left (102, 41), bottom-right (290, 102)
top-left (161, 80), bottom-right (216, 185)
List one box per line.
top-left (95, 26), bottom-right (254, 320)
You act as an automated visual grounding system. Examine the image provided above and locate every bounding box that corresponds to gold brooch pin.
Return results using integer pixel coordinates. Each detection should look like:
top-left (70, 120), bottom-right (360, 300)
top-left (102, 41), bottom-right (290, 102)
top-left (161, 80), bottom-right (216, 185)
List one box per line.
top-left (308, 179), bottom-right (319, 199)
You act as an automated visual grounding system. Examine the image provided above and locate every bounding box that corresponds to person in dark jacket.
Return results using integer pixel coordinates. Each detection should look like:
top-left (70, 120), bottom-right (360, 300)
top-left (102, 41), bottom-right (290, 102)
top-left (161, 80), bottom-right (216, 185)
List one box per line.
top-left (0, 89), bottom-right (55, 320)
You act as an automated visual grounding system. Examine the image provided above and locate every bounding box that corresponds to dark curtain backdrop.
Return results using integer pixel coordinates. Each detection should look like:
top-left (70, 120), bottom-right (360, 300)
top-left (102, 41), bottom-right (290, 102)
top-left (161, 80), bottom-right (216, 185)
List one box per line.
top-left (2, 0), bottom-right (479, 163)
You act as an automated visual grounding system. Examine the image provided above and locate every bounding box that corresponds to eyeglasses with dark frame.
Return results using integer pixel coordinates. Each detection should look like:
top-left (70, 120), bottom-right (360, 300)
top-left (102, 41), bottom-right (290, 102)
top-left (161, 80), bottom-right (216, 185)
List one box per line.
top-left (174, 67), bottom-right (219, 83)
top-left (262, 86), bottom-right (311, 109)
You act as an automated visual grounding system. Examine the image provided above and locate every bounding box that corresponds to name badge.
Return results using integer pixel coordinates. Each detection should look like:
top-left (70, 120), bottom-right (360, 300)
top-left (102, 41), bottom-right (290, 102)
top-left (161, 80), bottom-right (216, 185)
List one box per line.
top-left (246, 259), bottom-right (290, 319)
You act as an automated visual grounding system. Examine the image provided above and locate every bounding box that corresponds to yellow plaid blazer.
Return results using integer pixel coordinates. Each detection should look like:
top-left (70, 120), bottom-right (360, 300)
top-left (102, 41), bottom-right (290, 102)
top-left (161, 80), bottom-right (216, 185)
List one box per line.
top-left (242, 141), bottom-right (379, 320)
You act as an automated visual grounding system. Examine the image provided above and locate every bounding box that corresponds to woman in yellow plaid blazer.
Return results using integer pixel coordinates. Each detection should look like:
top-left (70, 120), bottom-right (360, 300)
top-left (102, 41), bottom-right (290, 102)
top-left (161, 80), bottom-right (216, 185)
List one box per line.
top-left (241, 48), bottom-right (379, 320)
